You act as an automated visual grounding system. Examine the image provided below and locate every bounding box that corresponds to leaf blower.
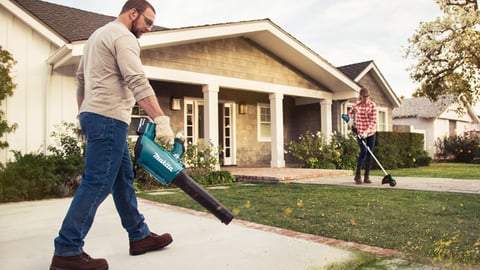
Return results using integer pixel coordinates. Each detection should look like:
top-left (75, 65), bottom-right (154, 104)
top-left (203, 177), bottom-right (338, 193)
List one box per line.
top-left (341, 114), bottom-right (397, 187)
top-left (134, 117), bottom-right (234, 224)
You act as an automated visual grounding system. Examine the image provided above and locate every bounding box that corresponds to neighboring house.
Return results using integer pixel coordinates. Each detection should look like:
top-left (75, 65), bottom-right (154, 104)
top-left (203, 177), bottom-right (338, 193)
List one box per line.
top-left (392, 95), bottom-right (480, 158)
top-left (337, 60), bottom-right (401, 134)
top-left (0, 0), bottom-right (399, 167)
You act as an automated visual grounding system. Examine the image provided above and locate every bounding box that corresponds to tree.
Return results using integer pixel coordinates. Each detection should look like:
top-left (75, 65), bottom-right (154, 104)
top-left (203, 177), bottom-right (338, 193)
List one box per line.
top-left (405, 0), bottom-right (480, 109)
top-left (0, 46), bottom-right (18, 148)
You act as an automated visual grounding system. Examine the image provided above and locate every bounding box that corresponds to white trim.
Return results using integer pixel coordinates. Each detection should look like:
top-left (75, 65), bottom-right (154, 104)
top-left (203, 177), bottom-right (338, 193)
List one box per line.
top-left (1, 0), bottom-right (65, 46)
top-left (257, 103), bottom-right (271, 142)
top-left (377, 107), bottom-right (389, 132)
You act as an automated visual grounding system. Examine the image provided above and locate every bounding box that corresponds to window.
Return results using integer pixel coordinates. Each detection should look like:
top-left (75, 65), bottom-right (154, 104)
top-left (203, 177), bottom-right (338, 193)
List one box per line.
top-left (258, 104), bottom-right (271, 141)
top-left (185, 99), bottom-right (204, 144)
top-left (377, 109), bottom-right (388, 132)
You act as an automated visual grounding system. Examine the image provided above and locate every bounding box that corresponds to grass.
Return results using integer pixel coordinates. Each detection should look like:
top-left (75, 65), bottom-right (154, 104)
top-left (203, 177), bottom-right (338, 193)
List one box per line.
top-left (138, 163), bottom-right (480, 268)
top-left (370, 162), bottom-right (480, 179)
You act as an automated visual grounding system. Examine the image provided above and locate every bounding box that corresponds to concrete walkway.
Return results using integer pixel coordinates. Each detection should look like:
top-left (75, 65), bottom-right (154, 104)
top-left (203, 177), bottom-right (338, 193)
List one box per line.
top-left (292, 176), bottom-right (480, 194)
top-left (0, 195), bottom-right (353, 270)
top-left (1, 169), bottom-right (479, 269)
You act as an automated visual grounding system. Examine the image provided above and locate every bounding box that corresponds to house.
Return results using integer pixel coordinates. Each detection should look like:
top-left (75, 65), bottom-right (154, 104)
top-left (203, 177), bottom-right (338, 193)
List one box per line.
top-left (0, 0), bottom-right (400, 167)
top-left (392, 95), bottom-right (480, 158)
top-left (337, 60), bottom-right (401, 134)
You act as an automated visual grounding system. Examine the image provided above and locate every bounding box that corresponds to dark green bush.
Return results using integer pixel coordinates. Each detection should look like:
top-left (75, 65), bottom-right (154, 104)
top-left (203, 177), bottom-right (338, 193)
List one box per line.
top-left (373, 132), bottom-right (431, 169)
top-left (0, 122), bottom-right (84, 202)
top-left (0, 151), bottom-right (83, 202)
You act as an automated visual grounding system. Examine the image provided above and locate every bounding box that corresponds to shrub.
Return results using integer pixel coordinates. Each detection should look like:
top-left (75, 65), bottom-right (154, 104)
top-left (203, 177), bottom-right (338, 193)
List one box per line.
top-left (287, 131), bottom-right (431, 170)
top-left (286, 131), bottom-right (357, 170)
top-left (0, 122), bottom-right (84, 202)
top-left (435, 132), bottom-right (480, 163)
top-left (183, 141), bottom-right (235, 185)
top-left (373, 132), bottom-right (431, 169)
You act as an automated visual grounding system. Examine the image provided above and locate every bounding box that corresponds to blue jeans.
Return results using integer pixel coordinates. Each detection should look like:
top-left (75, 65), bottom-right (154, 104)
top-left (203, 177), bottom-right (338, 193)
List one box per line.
top-left (356, 133), bottom-right (376, 173)
top-left (54, 112), bottom-right (150, 256)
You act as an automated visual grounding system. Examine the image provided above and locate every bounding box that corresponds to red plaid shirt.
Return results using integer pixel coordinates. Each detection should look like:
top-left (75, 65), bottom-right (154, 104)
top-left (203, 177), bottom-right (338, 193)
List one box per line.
top-left (348, 99), bottom-right (377, 137)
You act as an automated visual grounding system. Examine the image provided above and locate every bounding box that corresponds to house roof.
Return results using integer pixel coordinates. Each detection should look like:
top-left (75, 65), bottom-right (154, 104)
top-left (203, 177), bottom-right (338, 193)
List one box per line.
top-left (337, 60), bottom-right (372, 81)
top-left (393, 94), bottom-right (458, 119)
top-left (5, 0), bottom-right (360, 98)
top-left (338, 60), bottom-right (401, 107)
top-left (11, 0), bottom-right (167, 42)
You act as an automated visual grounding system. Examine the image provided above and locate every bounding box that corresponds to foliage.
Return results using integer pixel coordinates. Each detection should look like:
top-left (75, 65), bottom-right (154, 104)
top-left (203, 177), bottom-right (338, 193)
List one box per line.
top-left (140, 183), bottom-right (480, 267)
top-left (183, 141), bottom-right (235, 185)
top-left (286, 131), bottom-right (430, 170)
top-left (0, 46), bottom-right (18, 148)
top-left (188, 170), bottom-right (235, 186)
top-left (184, 141), bottom-right (222, 174)
top-left (0, 122), bottom-right (84, 202)
top-left (435, 131), bottom-right (480, 163)
top-left (372, 132), bottom-right (431, 169)
top-left (47, 121), bottom-right (84, 157)
top-left (405, 0), bottom-right (480, 109)
top-left (286, 131), bottom-right (356, 170)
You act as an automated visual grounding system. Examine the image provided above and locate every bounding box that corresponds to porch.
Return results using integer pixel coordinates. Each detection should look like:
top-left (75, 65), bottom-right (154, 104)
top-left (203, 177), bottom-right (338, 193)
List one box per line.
top-left (222, 167), bottom-right (352, 183)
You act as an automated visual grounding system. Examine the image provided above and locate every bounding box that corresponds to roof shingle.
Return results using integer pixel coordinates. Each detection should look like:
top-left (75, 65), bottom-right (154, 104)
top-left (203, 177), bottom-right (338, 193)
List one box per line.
top-left (13, 0), bottom-right (167, 42)
top-left (392, 95), bottom-right (456, 119)
top-left (337, 60), bottom-right (373, 80)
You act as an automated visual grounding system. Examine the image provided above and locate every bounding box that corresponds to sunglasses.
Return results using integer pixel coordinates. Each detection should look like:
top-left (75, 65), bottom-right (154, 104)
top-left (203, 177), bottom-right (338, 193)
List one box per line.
top-left (135, 9), bottom-right (153, 27)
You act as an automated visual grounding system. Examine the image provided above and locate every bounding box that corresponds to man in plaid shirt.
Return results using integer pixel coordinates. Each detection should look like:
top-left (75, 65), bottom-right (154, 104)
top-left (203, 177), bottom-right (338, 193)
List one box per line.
top-left (348, 87), bottom-right (377, 184)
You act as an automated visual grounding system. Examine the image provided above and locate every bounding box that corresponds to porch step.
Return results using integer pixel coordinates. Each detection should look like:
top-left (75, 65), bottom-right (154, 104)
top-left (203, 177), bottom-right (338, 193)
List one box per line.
top-left (222, 167), bottom-right (352, 183)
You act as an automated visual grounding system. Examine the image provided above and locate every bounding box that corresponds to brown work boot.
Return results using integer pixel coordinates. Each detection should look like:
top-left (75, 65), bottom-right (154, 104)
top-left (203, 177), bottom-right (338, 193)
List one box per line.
top-left (50, 252), bottom-right (108, 270)
top-left (364, 172), bottom-right (372, 184)
top-left (354, 171), bottom-right (362, 184)
top-left (129, 232), bottom-right (173, 256)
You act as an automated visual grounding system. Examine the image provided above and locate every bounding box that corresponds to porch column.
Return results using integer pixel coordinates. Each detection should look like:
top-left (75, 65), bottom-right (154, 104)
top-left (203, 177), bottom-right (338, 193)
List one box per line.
top-left (270, 93), bottom-right (285, 168)
top-left (202, 84), bottom-right (220, 168)
top-left (320, 99), bottom-right (332, 140)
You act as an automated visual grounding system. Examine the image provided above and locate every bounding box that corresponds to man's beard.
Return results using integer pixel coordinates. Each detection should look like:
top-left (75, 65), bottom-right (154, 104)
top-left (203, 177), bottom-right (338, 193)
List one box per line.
top-left (131, 18), bottom-right (143, 38)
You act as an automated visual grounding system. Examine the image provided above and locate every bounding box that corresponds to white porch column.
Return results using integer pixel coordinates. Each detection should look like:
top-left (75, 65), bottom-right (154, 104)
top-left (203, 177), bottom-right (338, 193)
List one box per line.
top-left (321, 99), bottom-right (333, 139)
top-left (202, 84), bottom-right (220, 168)
top-left (270, 93), bottom-right (285, 168)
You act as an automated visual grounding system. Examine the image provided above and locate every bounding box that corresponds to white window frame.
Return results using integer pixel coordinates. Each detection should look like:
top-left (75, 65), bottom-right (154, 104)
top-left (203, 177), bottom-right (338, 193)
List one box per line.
top-left (377, 107), bottom-right (388, 132)
top-left (184, 98), bottom-right (204, 145)
top-left (257, 103), bottom-right (271, 142)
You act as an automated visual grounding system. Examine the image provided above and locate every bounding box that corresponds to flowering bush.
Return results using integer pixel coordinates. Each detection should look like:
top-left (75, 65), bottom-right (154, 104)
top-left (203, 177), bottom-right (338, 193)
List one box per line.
top-left (435, 131), bottom-right (480, 163)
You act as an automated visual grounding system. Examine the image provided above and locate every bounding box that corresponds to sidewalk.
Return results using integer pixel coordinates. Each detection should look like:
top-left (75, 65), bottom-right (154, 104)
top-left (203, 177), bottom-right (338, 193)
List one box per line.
top-left (0, 195), bottom-right (353, 270)
top-left (292, 176), bottom-right (480, 194)
top-left (1, 170), bottom-right (478, 269)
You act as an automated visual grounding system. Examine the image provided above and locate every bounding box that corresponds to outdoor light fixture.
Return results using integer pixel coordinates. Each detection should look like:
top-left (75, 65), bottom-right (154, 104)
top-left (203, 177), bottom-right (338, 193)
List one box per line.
top-left (239, 103), bottom-right (247, 114)
top-left (170, 97), bottom-right (182, 111)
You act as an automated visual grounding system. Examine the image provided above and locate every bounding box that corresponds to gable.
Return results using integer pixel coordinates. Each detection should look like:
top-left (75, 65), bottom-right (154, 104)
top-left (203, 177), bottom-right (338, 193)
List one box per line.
top-left (338, 60), bottom-right (400, 107)
top-left (356, 71), bottom-right (391, 107)
top-left (141, 37), bottom-right (325, 91)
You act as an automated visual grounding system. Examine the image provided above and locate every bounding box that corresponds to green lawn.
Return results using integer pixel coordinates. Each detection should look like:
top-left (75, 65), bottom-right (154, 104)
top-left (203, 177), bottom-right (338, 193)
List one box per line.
top-left (370, 162), bottom-right (480, 179)
top-left (138, 163), bottom-right (480, 268)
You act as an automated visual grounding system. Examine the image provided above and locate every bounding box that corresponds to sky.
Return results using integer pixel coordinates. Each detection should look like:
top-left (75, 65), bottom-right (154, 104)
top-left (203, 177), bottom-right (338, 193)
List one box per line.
top-left (45, 0), bottom-right (444, 100)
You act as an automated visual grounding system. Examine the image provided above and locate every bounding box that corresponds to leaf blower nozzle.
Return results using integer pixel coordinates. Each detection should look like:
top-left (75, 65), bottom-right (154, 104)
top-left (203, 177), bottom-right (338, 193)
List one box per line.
top-left (134, 118), bottom-right (234, 225)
